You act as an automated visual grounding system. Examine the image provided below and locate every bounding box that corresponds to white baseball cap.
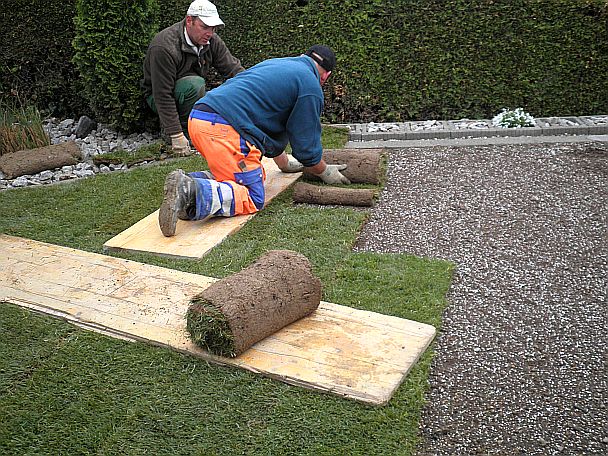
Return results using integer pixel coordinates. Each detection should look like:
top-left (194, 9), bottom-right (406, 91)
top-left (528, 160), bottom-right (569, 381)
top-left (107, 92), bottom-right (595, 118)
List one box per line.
top-left (187, 0), bottom-right (225, 27)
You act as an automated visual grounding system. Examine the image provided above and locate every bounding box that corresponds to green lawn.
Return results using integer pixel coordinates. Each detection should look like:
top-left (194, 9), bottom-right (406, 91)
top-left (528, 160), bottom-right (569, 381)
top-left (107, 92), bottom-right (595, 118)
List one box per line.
top-left (0, 128), bottom-right (453, 455)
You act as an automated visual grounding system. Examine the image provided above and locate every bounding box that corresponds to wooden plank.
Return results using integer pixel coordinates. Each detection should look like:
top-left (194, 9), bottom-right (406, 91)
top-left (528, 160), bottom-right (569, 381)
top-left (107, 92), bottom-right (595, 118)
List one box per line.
top-left (0, 235), bottom-right (436, 405)
top-left (103, 158), bottom-right (301, 259)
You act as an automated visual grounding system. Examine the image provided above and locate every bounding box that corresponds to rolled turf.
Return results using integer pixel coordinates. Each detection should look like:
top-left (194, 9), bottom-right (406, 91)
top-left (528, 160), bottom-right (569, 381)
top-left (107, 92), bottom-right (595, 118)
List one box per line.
top-left (187, 250), bottom-right (322, 357)
top-left (293, 182), bottom-right (376, 207)
top-left (303, 148), bottom-right (386, 184)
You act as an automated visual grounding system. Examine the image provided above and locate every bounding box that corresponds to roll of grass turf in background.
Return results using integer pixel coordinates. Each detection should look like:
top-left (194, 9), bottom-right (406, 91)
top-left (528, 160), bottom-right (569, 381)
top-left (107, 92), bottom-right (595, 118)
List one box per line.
top-left (293, 182), bottom-right (376, 207)
top-left (0, 141), bottom-right (81, 179)
top-left (187, 250), bottom-right (322, 357)
top-left (303, 148), bottom-right (386, 184)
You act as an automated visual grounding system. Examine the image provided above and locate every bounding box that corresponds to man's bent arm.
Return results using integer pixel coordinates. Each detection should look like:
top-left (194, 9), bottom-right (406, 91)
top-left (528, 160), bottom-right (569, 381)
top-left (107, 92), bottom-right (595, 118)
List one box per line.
top-left (149, 47), bottom-right (182, 135)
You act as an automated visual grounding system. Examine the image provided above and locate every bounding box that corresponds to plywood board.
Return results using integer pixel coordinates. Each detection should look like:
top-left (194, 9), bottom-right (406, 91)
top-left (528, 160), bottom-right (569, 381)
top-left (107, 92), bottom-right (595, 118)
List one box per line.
top-left (103, 158), bottom-right (301, 259)
top-left (0, 235), bottom-right (436, 405)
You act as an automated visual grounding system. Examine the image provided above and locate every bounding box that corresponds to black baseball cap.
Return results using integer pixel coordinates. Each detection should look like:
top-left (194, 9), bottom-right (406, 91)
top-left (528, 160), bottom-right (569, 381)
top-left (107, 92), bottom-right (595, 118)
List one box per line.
top-left (305, 45), bottom-right (336, 72)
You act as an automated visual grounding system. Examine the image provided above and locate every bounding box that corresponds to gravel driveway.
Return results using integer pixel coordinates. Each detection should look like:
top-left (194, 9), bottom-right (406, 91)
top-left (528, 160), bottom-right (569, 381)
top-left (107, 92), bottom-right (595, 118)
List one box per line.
top-left (353, 141), bottom-right (607, 455)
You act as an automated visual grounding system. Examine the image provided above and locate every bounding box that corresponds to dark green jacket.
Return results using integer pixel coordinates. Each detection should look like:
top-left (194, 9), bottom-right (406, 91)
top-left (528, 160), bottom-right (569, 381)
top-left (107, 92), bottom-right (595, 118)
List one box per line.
top-left (142, 19), bottom-right (244, 135)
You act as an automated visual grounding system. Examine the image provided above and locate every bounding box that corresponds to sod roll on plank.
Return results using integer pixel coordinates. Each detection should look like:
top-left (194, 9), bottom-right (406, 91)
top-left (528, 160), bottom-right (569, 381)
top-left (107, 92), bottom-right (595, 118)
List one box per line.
top-left (187, 250), bottom-right (322, 357)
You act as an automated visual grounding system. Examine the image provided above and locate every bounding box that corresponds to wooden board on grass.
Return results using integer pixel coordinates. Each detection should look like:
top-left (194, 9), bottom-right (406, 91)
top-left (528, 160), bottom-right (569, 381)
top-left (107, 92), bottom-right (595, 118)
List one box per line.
top-left (0, 235), bottom-right (436, 406)
top-left (103, 158), bottom-right (300, 260)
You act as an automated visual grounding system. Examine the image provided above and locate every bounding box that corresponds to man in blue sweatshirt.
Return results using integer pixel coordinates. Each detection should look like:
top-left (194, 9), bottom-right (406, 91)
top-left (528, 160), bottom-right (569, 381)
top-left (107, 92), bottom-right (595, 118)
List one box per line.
top-left (159, 45), bottom-right (349, 237)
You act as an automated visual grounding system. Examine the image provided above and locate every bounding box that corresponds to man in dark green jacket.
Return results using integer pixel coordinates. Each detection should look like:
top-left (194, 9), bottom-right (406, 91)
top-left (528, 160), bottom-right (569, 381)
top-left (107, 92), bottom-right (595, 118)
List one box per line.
top-left (142, 0), bottom-right (244, 156)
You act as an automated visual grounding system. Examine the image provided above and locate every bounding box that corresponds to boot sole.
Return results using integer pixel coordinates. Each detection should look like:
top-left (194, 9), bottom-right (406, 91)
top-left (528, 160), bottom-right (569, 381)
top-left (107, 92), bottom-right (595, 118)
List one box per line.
top-left (158, 171), bottom-right (182, 237)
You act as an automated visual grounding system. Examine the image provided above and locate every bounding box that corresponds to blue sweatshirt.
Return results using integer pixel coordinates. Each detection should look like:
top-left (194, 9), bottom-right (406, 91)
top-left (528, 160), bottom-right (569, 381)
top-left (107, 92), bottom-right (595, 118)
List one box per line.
top-left (200, 55), bottom-right (324, 167)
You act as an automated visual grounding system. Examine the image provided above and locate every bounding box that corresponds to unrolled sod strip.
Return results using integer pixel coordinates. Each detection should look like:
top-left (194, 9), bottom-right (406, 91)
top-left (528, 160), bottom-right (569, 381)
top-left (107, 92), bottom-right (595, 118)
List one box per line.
top-left (187, 250), bottom-right (322, 357)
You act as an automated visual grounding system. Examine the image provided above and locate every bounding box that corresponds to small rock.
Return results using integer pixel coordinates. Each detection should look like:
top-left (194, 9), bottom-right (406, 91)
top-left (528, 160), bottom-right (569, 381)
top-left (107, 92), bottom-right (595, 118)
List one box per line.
top-left (12, 176), bottom-right (29, 187)
top-left (58, 118), bottom-right (74, 129)
top-left (74, 169), bottom-right (95, 178)
top-left (83, 144), bottom-right (99, 158)
top-left (75, 115), bottom-right (97, 139)
top-left (38, 170), bottom-right (54, 181)
top-left (367, 122), bottom-right (400, 133)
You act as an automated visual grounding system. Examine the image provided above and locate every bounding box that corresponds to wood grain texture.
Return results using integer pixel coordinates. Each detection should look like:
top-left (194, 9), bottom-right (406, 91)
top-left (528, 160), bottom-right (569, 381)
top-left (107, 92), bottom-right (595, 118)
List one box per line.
top-left (103, 158), bottom-right (301, 259)
top-left (0, 235), bottom-right (436, 405)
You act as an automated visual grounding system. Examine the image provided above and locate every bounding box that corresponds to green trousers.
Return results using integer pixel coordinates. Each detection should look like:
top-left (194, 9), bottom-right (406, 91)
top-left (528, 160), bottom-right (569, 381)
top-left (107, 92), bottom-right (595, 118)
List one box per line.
top-left (146, 75), bottom-right (206, 133)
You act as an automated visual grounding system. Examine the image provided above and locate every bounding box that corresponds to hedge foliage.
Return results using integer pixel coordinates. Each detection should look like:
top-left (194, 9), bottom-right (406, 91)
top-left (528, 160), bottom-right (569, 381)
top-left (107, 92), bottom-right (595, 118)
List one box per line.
top-left (1, 0), bottom-right (606, 126)
top-left (0, 0), bottom-right (84, 116)
top-left (72, 0), bottom-right (158, 131)
top-left (217, 0), bottom-right (608, 122)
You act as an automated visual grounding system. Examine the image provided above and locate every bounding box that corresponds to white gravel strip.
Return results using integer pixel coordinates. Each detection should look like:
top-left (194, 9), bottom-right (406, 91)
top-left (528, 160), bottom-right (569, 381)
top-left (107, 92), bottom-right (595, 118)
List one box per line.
top-left (354, 142), bottom-right (607, 455)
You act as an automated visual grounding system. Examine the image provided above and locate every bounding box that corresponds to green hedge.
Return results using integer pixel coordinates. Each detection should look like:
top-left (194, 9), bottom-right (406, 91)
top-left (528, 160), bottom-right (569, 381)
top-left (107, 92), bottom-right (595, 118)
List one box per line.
top-left (72, 0), bottom-right (158, 131)
top-left (0, 0), bottom-right (85, 116)
top-left (1, 0), bottom-right (606, 125)
top-left (217, 0), bottom-right (608, 121)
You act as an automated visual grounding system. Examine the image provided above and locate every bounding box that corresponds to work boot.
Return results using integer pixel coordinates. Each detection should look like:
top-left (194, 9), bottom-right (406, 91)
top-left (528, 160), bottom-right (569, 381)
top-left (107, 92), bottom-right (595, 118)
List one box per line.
top-left (158, 169), bottom-right (196, 237)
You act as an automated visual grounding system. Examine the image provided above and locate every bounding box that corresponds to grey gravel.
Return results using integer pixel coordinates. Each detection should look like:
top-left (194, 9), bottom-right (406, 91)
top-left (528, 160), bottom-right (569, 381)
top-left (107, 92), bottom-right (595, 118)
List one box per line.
top-left (353, 141), bottom-right (607, 455)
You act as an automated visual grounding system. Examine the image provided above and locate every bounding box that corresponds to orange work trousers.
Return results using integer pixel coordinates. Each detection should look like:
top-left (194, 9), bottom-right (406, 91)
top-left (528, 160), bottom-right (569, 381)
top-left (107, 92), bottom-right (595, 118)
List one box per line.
top-left (188, 109), bottom-right (266, 216)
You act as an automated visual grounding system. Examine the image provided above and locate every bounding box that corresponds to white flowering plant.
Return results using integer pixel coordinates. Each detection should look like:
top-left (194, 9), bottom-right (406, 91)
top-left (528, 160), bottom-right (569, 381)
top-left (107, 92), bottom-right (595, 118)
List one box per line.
top-left (491, 108), bottom-right (536, 128)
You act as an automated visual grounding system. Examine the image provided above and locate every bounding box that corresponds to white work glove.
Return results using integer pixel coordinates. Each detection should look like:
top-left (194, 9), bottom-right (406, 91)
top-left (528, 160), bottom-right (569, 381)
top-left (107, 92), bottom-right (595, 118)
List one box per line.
top-left (279, 155), bottom-right (304, 173)
top-left (170, 133), bottom-right (194, 157)
top-left (317, 164), bottom-right (350, 185)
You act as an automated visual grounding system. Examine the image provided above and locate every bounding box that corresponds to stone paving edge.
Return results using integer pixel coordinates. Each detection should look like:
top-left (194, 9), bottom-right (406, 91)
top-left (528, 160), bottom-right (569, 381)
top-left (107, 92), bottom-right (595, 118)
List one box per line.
top-left (334, 114), bottom-right (608, 142)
